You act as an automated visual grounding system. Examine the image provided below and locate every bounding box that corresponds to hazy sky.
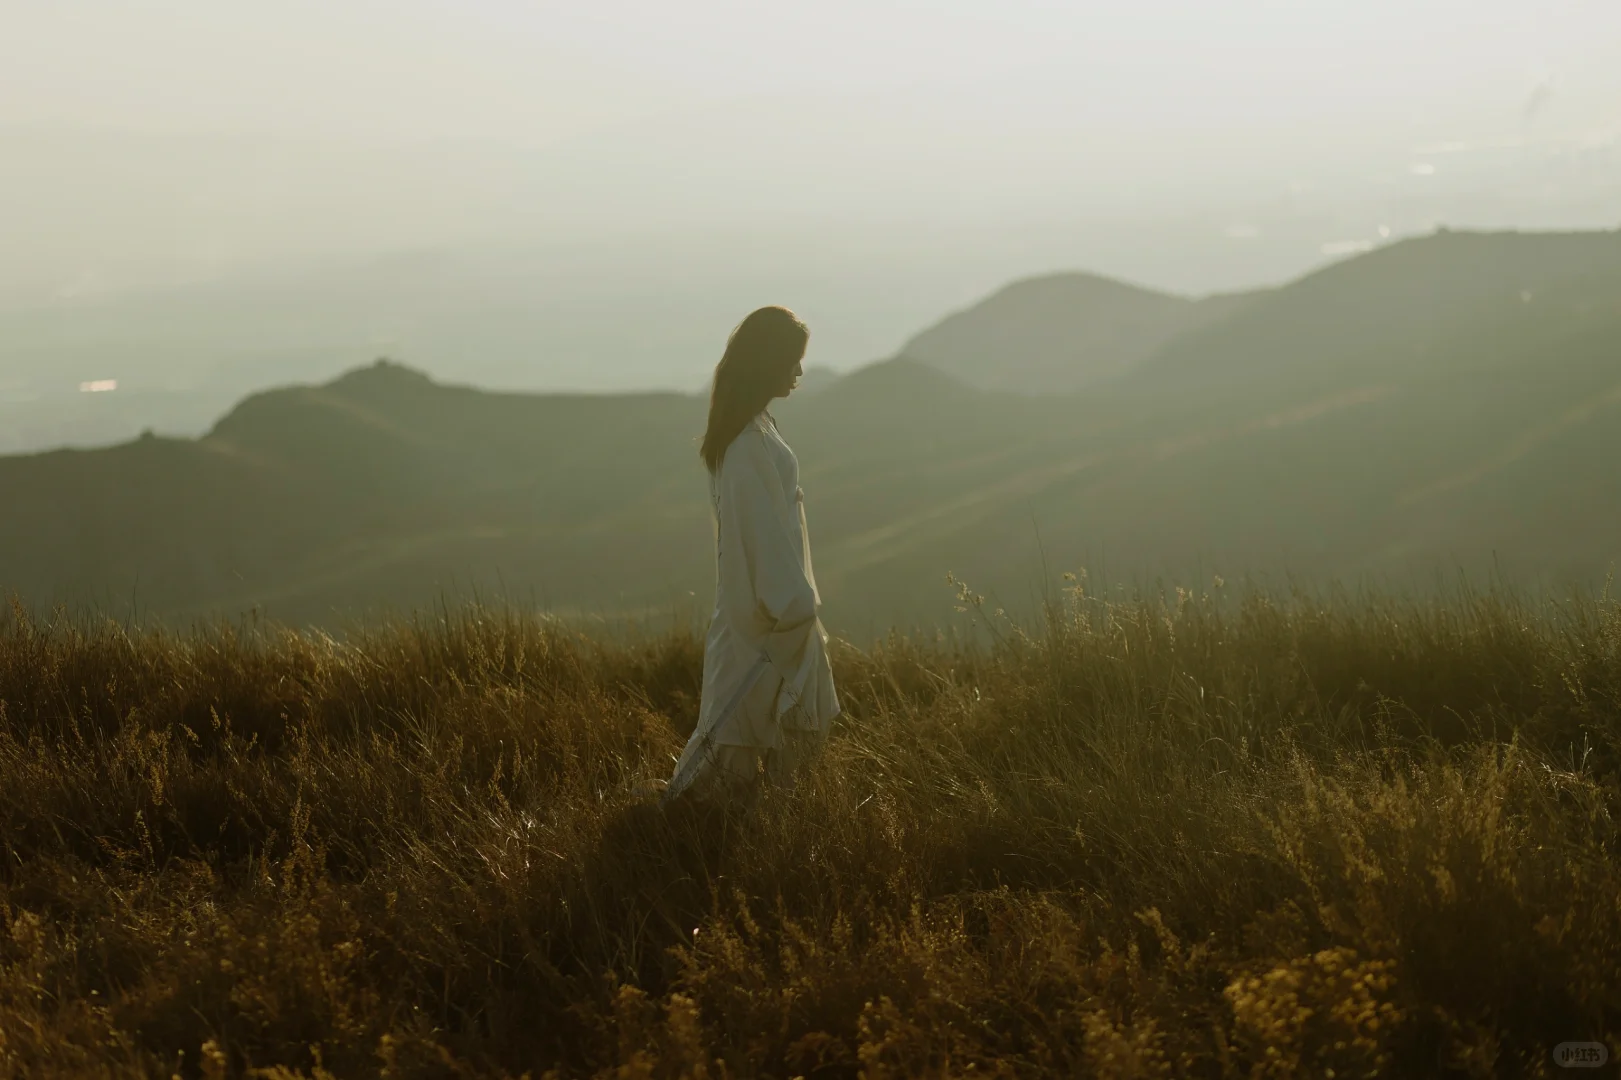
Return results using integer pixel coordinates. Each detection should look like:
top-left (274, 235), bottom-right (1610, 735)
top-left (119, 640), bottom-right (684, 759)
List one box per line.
top-left (6, 1), bottom-right (1620, 144)
top-left (5, 2), bottom-right (1617, 259)
top-left (2, 1), bottom-right (1619, 409)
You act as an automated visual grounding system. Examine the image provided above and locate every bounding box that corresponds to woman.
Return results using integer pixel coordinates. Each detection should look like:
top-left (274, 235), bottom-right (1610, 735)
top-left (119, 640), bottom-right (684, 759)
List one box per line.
top-left (664, 305), bottom-right (840, 802)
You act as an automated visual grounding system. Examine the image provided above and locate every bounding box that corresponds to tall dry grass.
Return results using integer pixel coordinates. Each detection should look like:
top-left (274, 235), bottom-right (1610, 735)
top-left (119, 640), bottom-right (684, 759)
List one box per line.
top-left (0, 581), bottom-right (1617, 1078)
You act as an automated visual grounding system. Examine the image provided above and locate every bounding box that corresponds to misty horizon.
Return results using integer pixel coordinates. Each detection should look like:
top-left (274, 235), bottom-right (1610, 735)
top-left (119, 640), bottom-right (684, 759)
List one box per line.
top-left (2, 1), bottom-right (1619, 452)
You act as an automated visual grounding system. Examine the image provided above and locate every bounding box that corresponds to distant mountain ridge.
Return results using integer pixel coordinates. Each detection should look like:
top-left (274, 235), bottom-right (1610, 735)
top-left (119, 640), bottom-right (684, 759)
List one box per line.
top-left (896, 271), bottom-right (1262, 393)
top-left (1127, 228), bottom-right (1621, 397)
top-left (2, 228), bottom-right (1619, 632)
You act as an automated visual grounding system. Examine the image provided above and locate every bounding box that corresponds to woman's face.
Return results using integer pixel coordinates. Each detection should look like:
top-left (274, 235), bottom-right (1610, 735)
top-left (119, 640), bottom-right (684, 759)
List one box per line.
top-left (774, 349), bottom-right (806, 399)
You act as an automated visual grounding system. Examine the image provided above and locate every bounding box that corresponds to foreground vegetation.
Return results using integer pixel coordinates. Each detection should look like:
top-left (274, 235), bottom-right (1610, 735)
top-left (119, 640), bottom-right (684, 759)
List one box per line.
top-left (0, 582), bottom-right (1618, 1078)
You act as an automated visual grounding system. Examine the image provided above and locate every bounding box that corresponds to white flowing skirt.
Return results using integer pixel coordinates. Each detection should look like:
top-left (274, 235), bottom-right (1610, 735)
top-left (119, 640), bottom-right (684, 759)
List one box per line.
top-left (665, 626), bottom-right (829, 800)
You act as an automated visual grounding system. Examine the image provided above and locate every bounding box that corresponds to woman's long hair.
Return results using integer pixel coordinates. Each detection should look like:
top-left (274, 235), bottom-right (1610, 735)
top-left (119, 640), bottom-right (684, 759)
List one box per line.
top-left (700, 306), bottom-right (809, 471)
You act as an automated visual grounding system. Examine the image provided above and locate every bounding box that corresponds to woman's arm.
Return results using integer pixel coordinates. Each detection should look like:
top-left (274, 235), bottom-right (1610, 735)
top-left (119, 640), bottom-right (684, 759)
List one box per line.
top-left (717, 430), bottom-right (820, 681)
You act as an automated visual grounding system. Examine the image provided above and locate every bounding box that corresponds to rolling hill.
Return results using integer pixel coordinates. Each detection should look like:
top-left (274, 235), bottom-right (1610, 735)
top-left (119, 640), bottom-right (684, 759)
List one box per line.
top-left (1127, 227), bottom-right (1621, 399)
top-left (896, 272), bottom-right (1260, 393)
top-left (1, 228), bottom-right (1618, 633)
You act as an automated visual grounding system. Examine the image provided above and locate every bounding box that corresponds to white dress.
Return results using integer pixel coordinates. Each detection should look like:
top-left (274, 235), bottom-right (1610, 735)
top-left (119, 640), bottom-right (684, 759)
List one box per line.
top-left (666, 412), bottom-right (840, 798)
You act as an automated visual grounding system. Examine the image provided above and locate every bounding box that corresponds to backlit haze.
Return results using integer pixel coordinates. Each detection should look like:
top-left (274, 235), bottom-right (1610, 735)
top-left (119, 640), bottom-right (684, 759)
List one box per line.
top-left (2, 0), bottom-right (1619, 448)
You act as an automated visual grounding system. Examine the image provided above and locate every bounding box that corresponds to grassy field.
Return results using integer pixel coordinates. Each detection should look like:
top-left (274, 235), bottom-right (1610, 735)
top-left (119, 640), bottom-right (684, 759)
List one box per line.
top-left (0, 581), bottom-right (1617, 1078)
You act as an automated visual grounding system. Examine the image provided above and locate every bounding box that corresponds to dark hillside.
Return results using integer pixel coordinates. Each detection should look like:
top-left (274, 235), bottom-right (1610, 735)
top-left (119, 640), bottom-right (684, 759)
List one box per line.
top-left (208, 359), bottom-right (707, 506)
top-left (0, 434), bottom-right (334, 612)
top-left (827, 283), bottom-right (1621, 618)
top-left (2, 364), bottom-right (711, 621)
top-left (805, 232), bottom-right (1621, 621)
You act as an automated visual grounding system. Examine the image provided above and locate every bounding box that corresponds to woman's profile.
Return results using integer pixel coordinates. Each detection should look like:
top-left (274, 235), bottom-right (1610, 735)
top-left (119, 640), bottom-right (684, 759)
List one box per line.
top-left (663, 305), bottom-right (840, 803)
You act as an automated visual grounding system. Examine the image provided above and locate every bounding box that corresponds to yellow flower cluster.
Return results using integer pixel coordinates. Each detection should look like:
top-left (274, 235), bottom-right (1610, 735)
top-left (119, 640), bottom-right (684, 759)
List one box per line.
top-left (1225, 947), bottom-right (1404, 1078)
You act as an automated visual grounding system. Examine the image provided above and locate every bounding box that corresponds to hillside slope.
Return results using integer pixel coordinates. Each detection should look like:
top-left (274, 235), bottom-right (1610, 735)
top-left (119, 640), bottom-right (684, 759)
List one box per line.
top-left (896, 272), bottom-right (1259, 393)
top-left (1123, 228), bottom-right (1621, 400)
top-left (823, 230), bottom-right (1621, 617)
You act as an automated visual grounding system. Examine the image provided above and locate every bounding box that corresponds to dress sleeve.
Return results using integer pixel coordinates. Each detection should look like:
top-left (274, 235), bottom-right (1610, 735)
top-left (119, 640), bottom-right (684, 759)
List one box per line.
top-left (717, 429), bottom-right (821, 683)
